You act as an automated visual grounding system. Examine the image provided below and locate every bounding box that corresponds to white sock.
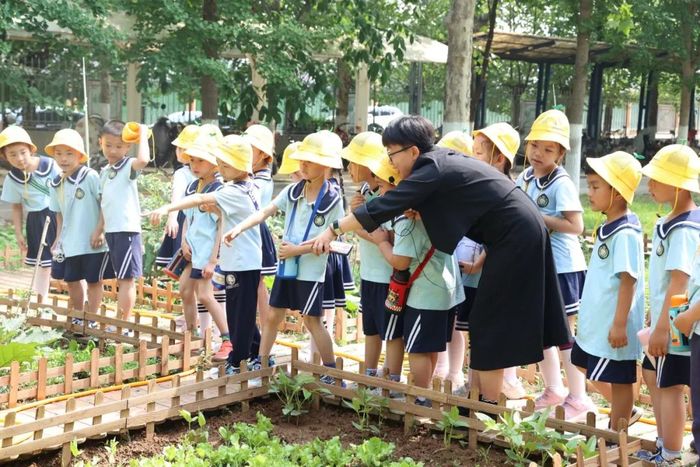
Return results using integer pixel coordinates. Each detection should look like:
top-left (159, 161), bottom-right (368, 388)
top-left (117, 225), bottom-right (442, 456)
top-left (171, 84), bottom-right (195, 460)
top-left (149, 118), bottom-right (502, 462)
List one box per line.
top-left (561, 348), bottom-right (586, 399)
top-left (434, 351), bottom-right (449, 380)
top-left (198, 307), bottom-right (211, 333)
top-left (214, 290), bottom-right (226, 304)
top-left (447, 330), bottom-right (466, 387)
top-left (504, 366), bottom-right (519, 384)
top-left (35, 267), bottom-right (51, 298)
top-left (539, 347), bottom-right (565, 390)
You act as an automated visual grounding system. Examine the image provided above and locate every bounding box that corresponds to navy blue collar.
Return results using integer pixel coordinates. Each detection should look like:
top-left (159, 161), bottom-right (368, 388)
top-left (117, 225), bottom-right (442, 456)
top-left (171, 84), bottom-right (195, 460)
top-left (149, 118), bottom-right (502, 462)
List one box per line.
top-left (185, 177), bottom-right (223, 195)
top-left (8, 156), bottom-right (53, 184)
top-left (51, 166), bottom-right (89, 187)
top-left (109, 157), bottom-right (130, 172)
top-left (522, 166), bottom-right (569, 190)
top-left (253, 168), bottom-right (272, 181)
top-left (597, 213), bottom-right (642, 241)
top-left (657, 209), bottom-right (700, 239)
top-left (288, 180), bottom-right (340, 214)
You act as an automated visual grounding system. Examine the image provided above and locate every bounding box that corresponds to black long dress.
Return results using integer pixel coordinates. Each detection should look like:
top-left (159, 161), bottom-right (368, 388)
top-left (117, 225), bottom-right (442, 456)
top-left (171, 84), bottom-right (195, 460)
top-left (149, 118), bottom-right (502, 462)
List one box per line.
top-left (354, 147), bottom-right (570, 370)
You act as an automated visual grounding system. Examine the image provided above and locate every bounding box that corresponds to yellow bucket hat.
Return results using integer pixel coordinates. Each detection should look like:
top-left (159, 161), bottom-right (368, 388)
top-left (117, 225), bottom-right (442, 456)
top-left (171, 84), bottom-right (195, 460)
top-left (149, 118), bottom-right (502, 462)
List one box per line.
top-left (172, 124), bottom-right (200, 149)
top-left (438, 131), bottom-right (474, 156)
top-left (525, 109), bottom-right (570, 151)
top-left (45, 129), bottom-right (88, 163)
top-left (341, 131), bottom-right (386, 167)
top-left (182, 124), bottom-right (222, 165)
top-left (213, 134), bottom-right (253, 173)
top-left (242, 124), bottom-right (275, 158)
top-left (368, 155), bottom-right (402, 185)
top-left (0, 125), bottom-right (37, 154)
top-left (472, 123), bottom-right (520, 164)
top-left (587, 151), bottom-right (642, 203)
top-left (121, 121), bottom-right (152, 143)
top-left (278, 142), bottom-right (301, 175)
top-left (290, 130), bottom-right (343, 169)
top-left (642, 144), bottom-right (700, 193)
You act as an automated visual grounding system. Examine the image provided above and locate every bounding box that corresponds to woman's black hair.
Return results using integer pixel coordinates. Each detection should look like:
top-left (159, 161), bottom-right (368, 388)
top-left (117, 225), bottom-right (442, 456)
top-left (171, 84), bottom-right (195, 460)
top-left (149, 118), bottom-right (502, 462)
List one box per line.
top-left (382, 115), bottom-right (435, 154)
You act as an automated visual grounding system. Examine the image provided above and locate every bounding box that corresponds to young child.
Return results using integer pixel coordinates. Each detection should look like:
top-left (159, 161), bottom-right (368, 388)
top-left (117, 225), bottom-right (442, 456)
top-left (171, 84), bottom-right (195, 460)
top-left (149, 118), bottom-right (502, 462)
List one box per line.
top-left (223, 130), bottom-right (345, 379)
top-left (150, 135), bottom-right (260, 373)
top-left (368, 155), bottom-right (465, 404)
top-left (156, 125), bottom-right (199, 267)
top-left (639, 144), bottom-right (700, 465)
top-left (98, 120), bottom-right (150, 322)
top-left (46, 129), bottom-right (115, 315)
top-left (572, 151), bottom-right (644, 429)
top-left (516, 109), bottom-right (593, 418)
top-left (0, 126), bottom-right (60, 303)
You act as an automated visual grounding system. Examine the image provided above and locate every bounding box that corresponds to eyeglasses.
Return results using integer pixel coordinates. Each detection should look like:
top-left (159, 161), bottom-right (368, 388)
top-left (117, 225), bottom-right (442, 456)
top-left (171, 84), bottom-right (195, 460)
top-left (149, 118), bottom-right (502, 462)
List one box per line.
top-left (387, 146), bottom-right (412, 160)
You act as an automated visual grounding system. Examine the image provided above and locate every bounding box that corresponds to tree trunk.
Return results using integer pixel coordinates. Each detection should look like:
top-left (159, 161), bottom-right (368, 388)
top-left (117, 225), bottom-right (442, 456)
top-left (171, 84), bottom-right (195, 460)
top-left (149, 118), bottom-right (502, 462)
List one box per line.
top-left (97, 70), bottom-right (111, 120)
top-left (647, 73), bottom-right (659, 137)
top-left (603, 101), bottom-right (613, 134)
top-left (564, 0), bottom-right (592, 192)
top-left (469, 0), bottom-right (499, 123)
top-left (677, 3), bottom-right (697, 145)
top-left (335, 59), bottom-right (351, 128)
top-left (200, 0), bottom-right (218, 125)
top-left (444, 0), bottom-right (476, 133)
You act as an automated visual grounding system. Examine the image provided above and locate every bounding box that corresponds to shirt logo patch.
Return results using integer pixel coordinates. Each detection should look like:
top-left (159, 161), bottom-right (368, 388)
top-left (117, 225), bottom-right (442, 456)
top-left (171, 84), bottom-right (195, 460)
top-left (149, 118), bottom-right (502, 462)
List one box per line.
top-left (75, 188), bottom-right (85, 200)
top-left (656, 242), bottom-right (665, 257)
top-left (313, 214), bottom-right (325, 227)
top-left (225, 273), bottom-right (238, 288)
top-left (536, 193), bottom-right (549, 208)
top-left (108, 169), bottom-right (117, 179)
top-left (598, 244), bottom-right (609, 259)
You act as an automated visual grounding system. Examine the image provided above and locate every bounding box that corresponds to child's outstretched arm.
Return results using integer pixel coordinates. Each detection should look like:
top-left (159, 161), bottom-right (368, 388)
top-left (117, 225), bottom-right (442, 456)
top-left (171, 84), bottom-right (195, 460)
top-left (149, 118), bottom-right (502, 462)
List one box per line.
top-left (543, 211), bottom-right (584, 235)
top-left (223, 203), bottom-right (277, 246)
top-left (368, 228), bottom-right (411, 270)
top-left (131, 124), bottom-right (151, 171)
top-left (649, 269), bottom-right (690, 357)
top-left (10, 203), bottom-right (26, 251)
top-left (148, 193), bottom-right (218, 226)
top-left (608, 272), bottom-right (636, 348)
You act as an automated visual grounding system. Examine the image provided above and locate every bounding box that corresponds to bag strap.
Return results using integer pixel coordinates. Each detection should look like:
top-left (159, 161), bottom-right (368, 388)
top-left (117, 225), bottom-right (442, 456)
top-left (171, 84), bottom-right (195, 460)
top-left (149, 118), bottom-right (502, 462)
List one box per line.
top-left (407, 245), bottom-right (436, 286)
top-left (285, 180), bottom-right (328, 243)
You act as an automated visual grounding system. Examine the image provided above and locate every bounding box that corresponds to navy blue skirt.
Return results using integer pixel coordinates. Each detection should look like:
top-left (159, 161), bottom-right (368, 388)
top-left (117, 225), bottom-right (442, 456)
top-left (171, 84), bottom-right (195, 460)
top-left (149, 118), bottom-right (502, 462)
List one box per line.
top-left (156, 211), bottom-right (185, 267)
top-left (260, 222), bottom-right (278, 276)
top-left (26, 208), bottom-right (57, 268)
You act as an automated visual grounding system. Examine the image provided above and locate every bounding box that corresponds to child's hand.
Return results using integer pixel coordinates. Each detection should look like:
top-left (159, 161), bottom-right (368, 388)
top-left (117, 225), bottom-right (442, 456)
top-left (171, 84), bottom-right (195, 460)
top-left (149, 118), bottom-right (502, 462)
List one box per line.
top-left (202, 261), bottom-right (215, 279)
top-left (90, 230), bottom-right (105, 249)
top-left (15, 232), bottom-right (27, 252)
top-left (223, 226), bottom-right (241, 246)
top-left (200, 202), bottom-right (217, 213)
top-left (164, 216), bottom-right (179, 239)
top-left (148, 207), bottom-right (169, 226)
top-left (350, 194), bottom-right (365, 211)
top-left (608, 323), bottom-right (628, 348)
top-left (458, 261), bottom-right (472, 275)
top-left (368, 228), bottom-right (390, 244)
top-left (673, 311), bottom-right (696, 337)
top-left (181, 241), bottom-right (192, 261)
top-left (648, 325), bottom-right (670, 357)
top-left (404, 209), bottom-right (418, 219)
top-left (278, 241), bottom-right (297, 260)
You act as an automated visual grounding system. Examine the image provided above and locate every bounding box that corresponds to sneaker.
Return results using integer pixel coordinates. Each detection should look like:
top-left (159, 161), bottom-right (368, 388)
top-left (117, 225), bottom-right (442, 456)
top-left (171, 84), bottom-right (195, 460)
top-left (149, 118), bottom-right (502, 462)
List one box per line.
top-left (561, 394), bottom-right (597, 421)
top-left (628, 407), bottom-right (643, 426)
top-left (415, 397), bottom-right (432, 408)
top-left (502, 378), bottom-right (527, 400)
top-left (212, 341), bottom-right (232, 362)
top-left (224, 364), bottom-right (240, 376)
top-left (248, 356), bottom-right (275, 371)
top-left (534, 387), bottom-right (567, 410)
top-left (319, 374), bottom-right (347, 387)
top-left (453, 384), bottom-right (470, 397)
top-left (72, 318), bottom-right (84, 326)
top-left (648, 453), bottom-right (683, 466)
top-left (634, 448), bottom-right (660, 461)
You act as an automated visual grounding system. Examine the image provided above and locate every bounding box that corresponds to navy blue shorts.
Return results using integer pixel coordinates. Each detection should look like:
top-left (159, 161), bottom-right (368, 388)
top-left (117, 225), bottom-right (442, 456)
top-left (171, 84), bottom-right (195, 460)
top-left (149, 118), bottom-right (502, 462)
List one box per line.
top-left (340, 253), bottom-right (355, 291)
top-left (323, 253), bottom-right (346, 310)
top-left (106, 232), bottom-right (143, 280)
top-left (455, 286), bottom-right (477, 332)
top-left (571, 341), bottom-right (637, 384)
top-left (260, 223), bottom-right (277, 276)
top-left (156, 211), bottom-right (185, 266)
top-left (190, 267), bottom-right (204, 279)
top-left (269, 278), bottom-right (324, 317)
top-left (25, 208), bottom-right (56, 268)
top-left (403, 306), bottom-right (457, 353)
top-left (360, 280), bottom-right (402, 340)
top-left (642, 354), bottom-right (690, 388)
top-left (558, 271), bottom-right (585, 316)
top-left (52, 252), bottom-right (115, 283)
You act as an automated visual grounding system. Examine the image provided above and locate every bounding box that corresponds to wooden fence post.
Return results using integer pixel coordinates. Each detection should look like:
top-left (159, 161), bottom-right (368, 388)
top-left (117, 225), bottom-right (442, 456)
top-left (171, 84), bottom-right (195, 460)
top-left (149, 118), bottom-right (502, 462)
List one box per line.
top-left (146, 380), bottom-right (156, 441)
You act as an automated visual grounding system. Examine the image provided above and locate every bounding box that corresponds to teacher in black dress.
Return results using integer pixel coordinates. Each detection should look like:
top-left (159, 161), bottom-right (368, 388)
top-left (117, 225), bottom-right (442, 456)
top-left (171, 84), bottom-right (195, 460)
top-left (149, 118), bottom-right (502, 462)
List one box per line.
top-left (310, 116), bottom-right (571, 402)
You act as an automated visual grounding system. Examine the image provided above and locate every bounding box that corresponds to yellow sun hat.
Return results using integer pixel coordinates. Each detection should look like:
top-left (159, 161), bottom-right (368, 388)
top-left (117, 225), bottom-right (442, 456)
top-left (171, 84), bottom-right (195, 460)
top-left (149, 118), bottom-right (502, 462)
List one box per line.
top-left (437, 131), bottom-right (474, 156)
top-left (172, 124), bottom-right (200, 149)
top-left (368, 155), bottom-right (402, 185)
top-left (182, 124), bottom-right (222, 165)
top-left (0, 125), bottom-right (37, 154)
top-left (213, 134), bottom-right (253, 173)
top-left (290, 130), bottom-right (343, 169)
top-left (242, 124), bottom-right (275, 158)
top-left (472, 123), bottom-right (520, 164)
top-left (45, 129), bottom-right (88, 163)
top-left (587, 151), bottom-right (642, 203)
top-left (641, 144), bottom-right (700, 193)
top-left (341, 131), bottom-right (386, 167)
top-left (121, 121), bottom-right (152, 143)
top-left (278, 141), bottom-right (301, 175)
top-left (525, 109), bottom-right (571, 150)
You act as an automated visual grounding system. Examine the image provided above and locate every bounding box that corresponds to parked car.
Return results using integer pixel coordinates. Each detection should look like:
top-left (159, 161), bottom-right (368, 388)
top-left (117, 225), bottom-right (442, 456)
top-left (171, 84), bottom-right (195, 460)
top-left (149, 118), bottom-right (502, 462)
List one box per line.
top-left (367, 105), bottom-right (403, 131)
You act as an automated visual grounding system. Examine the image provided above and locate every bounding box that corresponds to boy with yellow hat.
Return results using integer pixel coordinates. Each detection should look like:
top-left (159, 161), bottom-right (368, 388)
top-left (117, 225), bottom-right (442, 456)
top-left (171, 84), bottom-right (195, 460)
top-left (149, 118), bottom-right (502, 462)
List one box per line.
top-left (97, 120), bottom-right (151, 323)
top-left (437, 131), bottom-right (473, 157)
top-left (45, 128), bottom-right (115, 320)
top-left (151, 135), bottom-right (262, 373)
top-left (638, 144), bottom-right (700, 465)
top-left (0, 126), bottom-right (61, 303)
top-left (571, 151), bottom-right (644, 432)
top-left (278, 142), bottom-right (302, 181)
top-left (223, 130), bottom-right (345, 381)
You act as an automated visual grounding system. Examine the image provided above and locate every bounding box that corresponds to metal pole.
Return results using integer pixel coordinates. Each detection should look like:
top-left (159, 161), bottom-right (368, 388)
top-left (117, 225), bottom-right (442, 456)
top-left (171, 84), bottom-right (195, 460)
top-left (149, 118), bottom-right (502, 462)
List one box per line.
top-left (82, 57), bottom-right (90, 166)
top-left (535, 63), bottom-right (545, 116)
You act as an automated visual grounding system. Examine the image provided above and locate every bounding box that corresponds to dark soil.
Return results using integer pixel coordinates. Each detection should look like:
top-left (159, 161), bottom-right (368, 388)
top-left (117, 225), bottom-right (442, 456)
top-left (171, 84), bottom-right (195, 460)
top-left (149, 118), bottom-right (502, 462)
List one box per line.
top-left (16, 396), bottom-right (510, 466)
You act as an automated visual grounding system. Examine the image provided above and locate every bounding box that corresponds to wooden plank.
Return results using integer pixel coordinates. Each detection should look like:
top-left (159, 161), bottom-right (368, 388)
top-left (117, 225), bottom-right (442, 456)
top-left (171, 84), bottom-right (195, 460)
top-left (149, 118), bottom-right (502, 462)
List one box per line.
top-left (9, 361), bottom-right (19, 408)
top-left (160, 335), bottom-right (170, 376)
top-left (33, 406), bottom-right (45, 441)
top-left (36, 358), bottom-right (47, 401)
top-left (64, 353), bottom-right (73, 395)
top-left (92, 392), bottom-right (104, 428)
top-left (1, 412), bottom-right (16, 448)
top-left (182, 332), bottom-right (191, 371)
top-left (138, 340), bottom-right (147, 381)
top-left (114, 344), bottom-right (123, 385)
top-left (90, 348), bottom-right (100, 388)
top-left (146, 380), bottom-right (156, 441)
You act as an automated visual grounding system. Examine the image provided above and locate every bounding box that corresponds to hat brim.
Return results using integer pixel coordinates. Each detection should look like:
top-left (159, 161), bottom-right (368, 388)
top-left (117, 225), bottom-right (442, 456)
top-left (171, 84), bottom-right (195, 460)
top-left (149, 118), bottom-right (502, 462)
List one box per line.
top-left (0, 140), bottom-right (37, 154)
top-left (290, 150), bottom-right (343, 169)
top-left (340, 147), bottom-right (379, 168)
top-left (587, 158), bottom-right (637, 203)
top-left (242, 135), bottom-right (274, 159)
top-left (525, 130), bottom-right (571, 151)
top-left (278, 159), bottom-right (300, 175)
top-left (183, 147), bottom-right (218, 165)
top-left (45, 143), bottom-right (88, 164)
top-left (215, 153), bottom-right (251, 173)
top-left (641, 163), bottom-right (700, 193)
top-left (473, 128), bottom-right (516, 164)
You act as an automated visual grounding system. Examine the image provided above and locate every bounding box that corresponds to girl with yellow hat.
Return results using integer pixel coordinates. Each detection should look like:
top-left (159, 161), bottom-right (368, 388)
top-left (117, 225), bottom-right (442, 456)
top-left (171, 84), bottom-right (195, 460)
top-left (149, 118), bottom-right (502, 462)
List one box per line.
top-left (639, 144), bottom-right (700, 465)
top-left (472, 122), bottom-right (520, 178)
top-left (516, 109), bottom-right (594, 419)
top-left (0, 126), bottom-right (61, 303)
top-left (223, 130), bottom-right (345, 380)
top-left (278, 142), bottom-right (302, 182)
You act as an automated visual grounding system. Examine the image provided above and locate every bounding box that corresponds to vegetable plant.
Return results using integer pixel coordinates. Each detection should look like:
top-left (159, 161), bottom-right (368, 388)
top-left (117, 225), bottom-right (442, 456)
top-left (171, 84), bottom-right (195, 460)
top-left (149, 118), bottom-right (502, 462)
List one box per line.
top-left (268, 371), bottom-right (329, 422)
top-left (436, 406), bottom-right (469, 446)
top-left (343, 387), bottom-right (389, 434)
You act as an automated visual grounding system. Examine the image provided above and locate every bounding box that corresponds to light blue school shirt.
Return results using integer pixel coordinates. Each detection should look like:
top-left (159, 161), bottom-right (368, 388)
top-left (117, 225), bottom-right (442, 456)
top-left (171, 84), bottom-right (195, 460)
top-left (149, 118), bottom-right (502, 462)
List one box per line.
top-left (358, 183), bottom-right (392, 284)
top-left (172, 165), bottom-right (196, 201)
top-left (49, 166), bottom-right (108, 257)
top-left (253, 168), bottom-right (274, 206)
top-left (1, 156), bottom-right (59, 211)
top-left (516, 167), bottom-right (587, 274)
top-left (455, 236), bottom-right (483, 288)
top-left (184, 178), bottom-right (223, 270)
top-left (576, 214), bottom-right (645, 361)
top-left (214, 180), bottom-right (262, 272)
top-left (99, 157), bottom-right (141, 233)
top-left (688, 243), bottom-right (700, 336)
top-left (649, 209), bottom-right (700, 355)
top-left (393, 217), bottom-right (465, 311)
top-left (272, 180), bottom-right (344, 282)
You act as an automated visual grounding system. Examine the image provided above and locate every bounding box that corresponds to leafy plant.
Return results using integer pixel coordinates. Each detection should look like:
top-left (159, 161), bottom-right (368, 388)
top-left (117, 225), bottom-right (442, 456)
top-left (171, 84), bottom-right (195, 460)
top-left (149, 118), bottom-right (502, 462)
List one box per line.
top-left (268, 371), bottom-right (329, 422)
top-left (436, 406), bottom-right (469, 447)
top-left (104, 438), bottom-right (119, 464)
top-left (179, 409), bottom-right (208, 445)
top-left (353, 437), bottom-right (397, 466)
top-left (343, 387), bottom-right (389, 434)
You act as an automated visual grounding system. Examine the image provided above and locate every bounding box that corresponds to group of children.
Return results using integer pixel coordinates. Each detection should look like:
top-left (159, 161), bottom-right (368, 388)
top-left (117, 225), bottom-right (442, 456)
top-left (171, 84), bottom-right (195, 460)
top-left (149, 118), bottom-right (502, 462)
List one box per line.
top-left (2, 109), bottom-right (700, 462)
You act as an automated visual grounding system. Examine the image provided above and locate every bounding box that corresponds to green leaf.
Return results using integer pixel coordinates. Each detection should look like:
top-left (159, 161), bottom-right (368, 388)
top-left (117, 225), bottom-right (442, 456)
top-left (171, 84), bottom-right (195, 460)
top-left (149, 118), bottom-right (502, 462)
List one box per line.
top-left (179, 409), bottom-right (192, 423)
top-left (197, 411), bottom-right (206, 428)
top-left (0, 342), bottom-right (37, 367)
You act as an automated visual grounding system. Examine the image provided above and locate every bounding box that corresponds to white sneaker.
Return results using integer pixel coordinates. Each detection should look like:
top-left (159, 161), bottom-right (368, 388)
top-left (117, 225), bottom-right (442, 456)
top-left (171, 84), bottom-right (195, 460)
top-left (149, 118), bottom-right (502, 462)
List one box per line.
top-left (502, 378), bottom-right (527, 400)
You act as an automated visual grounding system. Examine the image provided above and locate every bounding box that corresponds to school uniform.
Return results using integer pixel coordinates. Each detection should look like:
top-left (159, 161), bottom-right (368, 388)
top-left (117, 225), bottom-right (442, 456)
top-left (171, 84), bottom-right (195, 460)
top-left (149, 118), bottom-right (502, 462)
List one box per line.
top-left (156, 165), bottom-right (195, 266)
top-left (572, 214), bottom-right (644, 384)
top-left (393, 217), bottom-right (464, 353)
top-left (687, 244), bottom-right (700, 449)
top-left (100, 157), bottom-right (143, 279)
top-left (322, 179), bottom-right (354, 310)
top-left (268, 180), bottom-right (343, 317)
top-left (183, 177), bottom-right (223, 278)
top-left (516, 166), bottom-right (587, 316)
top-left (49, 166), bottom-right (115, 283)
top-left (1, 156), bottom-right (59, 267)
top-left (641, 209), bottom-right (700, 388)
top-left (454, 236), bottom-right (483, 332)
top-left (253, 168), bottom-right (278, 276)
top-left (214, 180), bottom-right (262, 368)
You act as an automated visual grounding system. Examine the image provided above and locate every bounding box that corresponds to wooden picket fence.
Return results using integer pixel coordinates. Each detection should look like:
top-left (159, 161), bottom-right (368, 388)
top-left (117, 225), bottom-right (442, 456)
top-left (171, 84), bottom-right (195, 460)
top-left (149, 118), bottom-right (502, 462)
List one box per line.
top-left (0, 246), bottom-right (22, 270)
